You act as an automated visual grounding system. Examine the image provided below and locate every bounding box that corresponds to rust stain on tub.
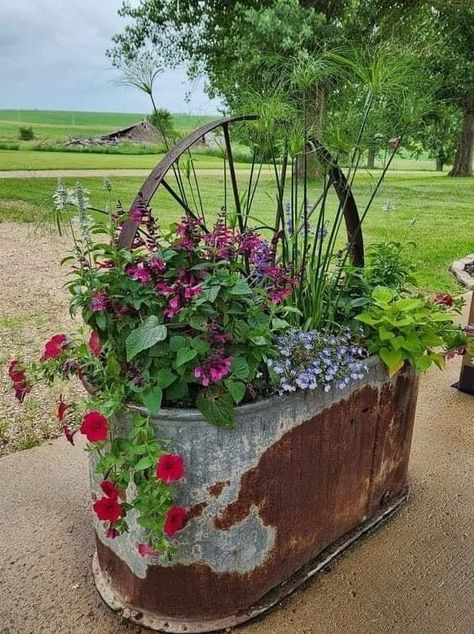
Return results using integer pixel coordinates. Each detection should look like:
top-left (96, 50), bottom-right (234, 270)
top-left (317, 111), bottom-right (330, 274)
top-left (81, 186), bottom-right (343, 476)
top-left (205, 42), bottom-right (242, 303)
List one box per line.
top-left (95, 369), bottom-right (419, 622)
top-left (187, 501), bottom-right (208, 520)
top-left (208, 480), bottom-right (228, 497)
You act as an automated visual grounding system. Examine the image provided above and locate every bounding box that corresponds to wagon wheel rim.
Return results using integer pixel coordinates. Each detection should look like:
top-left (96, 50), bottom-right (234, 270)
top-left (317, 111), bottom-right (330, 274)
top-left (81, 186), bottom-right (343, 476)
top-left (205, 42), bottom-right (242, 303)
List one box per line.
top-left (117, 114), bottom-right (364, 268)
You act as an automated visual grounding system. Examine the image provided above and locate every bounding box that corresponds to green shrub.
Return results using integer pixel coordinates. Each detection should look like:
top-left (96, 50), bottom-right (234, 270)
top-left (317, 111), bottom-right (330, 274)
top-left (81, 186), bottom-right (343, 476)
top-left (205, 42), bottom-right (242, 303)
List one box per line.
top-left (18, 126), bottom-right (35, 141)
top-left (148, 108), bottom-right (176, 139)
top-left (355, 286), bottom-right (466, 375)
top-left (0, 142), bottom-right (20, 150)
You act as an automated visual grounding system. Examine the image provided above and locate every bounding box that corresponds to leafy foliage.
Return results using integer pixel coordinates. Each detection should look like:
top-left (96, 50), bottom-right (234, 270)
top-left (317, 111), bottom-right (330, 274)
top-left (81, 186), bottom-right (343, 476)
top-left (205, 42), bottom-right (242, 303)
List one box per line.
top-left (355, 286), bottom-right (466, 375)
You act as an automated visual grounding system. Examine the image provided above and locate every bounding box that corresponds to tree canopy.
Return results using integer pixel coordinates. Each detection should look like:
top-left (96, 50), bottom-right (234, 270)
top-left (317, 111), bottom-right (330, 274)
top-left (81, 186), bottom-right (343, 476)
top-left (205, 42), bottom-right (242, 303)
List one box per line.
top-left (109, 0), bottom-right (474, 175)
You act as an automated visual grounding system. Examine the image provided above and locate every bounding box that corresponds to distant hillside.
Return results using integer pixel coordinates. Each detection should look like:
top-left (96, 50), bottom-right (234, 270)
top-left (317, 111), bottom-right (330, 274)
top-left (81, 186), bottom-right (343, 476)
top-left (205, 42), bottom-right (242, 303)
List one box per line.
top-left (0, 109), bottom-right (218, 143)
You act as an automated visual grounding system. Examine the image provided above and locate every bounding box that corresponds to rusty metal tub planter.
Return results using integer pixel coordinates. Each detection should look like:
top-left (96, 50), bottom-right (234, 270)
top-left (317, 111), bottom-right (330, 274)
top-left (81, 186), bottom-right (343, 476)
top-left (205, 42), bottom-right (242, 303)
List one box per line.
top-left (92, 357), bottom-right (419, 632)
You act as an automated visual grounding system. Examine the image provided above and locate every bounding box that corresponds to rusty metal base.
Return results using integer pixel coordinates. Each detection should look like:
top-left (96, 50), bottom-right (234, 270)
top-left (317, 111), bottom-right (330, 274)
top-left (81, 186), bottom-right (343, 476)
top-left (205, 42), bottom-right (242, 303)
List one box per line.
top-left (93, 493), bottom-right (409, 633)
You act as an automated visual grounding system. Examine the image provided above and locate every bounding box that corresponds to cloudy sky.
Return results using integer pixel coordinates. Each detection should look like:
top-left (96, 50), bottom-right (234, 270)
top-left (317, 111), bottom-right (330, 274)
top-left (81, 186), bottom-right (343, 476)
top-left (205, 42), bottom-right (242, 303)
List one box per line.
top-left (0, 0), bottom-right (220, 114)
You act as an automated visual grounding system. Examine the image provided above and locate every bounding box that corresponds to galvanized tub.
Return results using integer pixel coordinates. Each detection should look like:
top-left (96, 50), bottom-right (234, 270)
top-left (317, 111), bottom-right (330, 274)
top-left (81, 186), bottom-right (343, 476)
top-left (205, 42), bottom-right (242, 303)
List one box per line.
top-left (92, 357), bottom-right (419, 632)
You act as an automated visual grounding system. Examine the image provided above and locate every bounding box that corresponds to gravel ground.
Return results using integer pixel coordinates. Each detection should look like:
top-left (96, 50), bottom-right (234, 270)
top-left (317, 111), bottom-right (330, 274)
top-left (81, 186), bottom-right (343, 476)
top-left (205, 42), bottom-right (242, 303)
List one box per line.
top-left (0, 222), bottom-right (81, 455)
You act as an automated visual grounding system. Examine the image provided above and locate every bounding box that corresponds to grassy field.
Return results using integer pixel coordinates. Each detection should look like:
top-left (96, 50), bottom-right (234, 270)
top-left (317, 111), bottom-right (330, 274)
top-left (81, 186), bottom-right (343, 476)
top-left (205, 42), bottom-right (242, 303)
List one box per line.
top-left (0, 109), bottom-right (217, 143)
top-left (0, 149), bottom-right (245, 171)
top-left (0, 170), bottom-right (472, 294)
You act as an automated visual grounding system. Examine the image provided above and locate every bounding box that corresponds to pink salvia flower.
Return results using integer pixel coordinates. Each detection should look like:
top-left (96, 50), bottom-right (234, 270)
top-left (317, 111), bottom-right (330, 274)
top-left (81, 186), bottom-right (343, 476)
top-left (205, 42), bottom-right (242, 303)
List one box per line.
top-left (203, 220), bottom-right (235, 259)
top-left (156, 282), bottom-right (175, 294)
top-left (126, 262), bottom-right (151, 284)
top-left (184, 284), bottom-right (202, 300)
top-left (164, 295), bottom-right (181, 319)
top-left (148, 257), bottom-right (166, 273)
top-left (130, 208), bottom-right (143, 222)
top-left (90, 291), bottom-right (108, 312)
top-left (194, 354), bottom-right (232, 387)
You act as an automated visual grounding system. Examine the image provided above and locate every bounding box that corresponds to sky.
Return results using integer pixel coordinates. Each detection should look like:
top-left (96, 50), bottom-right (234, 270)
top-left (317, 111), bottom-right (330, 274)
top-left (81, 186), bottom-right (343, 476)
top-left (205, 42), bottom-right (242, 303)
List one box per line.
top-left (0, 0), bottom-right (221, 115)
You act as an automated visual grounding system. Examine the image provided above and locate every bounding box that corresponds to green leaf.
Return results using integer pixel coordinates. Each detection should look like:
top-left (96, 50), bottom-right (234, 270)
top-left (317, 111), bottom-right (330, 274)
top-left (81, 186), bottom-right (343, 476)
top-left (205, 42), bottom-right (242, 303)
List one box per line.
top-left (95, 311), bottom-right (107, 331)
top-left (204, 285), bottom-right (221, 302)
top-left (196, 389), bottom-right (235, 427)
top-left (141, 386), bottom-right (163, 415)
top-left (414, 355), bottom-right (433, 372)
top-left (189, 314), bottom-right (207, 331)
top-left (166, 381), bottom-right (188, 402)
top-left (355, 312), bottom-right (379, 325)
top-left (379, 347), bottom-right (404, 376)
top-left (126, 316), bottom-right (167, 361)
top-left (230, 357), bottom-right (250, 380)
top-left (190, 337), bottom-right (211, 355)
top-left (170, 335), bottom-right (187, 352)
top-left (228, 278), bottom-right (252, 295)
top-left (106, 353), bottom-right (121, 377)
top-left (393, 298), bottom-right (425, 312)
top-left (282, 306), bottom-right (303, 315)
top-left (224, 380), bottom-right (246, 404)
top-left (378, 325), bottom-right (394, 341)
top-left (176, 346), bottom-right (198, 367)
top-left (250, 335), bottom-right (268, 346)
top-left (401, 332), bottom-right (423, 352)
top-left (272, 317), bottom-right (290, 330)
top-left (389, 335), bottom-right (405, 351)
top-left (420, 332), bottom-right (444, 347)
top-left (155, 369), bottom-right (176, 389)
top-left (372, 286), bottom-right (397, 304)
top-left (134, 456), bottom-right (155, 471)
top-left (430, 312), bottom-right (453, 322)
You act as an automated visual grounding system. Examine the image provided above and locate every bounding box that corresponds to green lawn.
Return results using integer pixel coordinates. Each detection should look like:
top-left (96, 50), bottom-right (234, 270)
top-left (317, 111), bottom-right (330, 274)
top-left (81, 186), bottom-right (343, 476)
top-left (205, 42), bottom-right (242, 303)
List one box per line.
top-left (0, 109), bottom-right (217, 143)
top-left (0, 149), bottom-right (241, 171)
top-left (0, 170), bottom-right (471, 294)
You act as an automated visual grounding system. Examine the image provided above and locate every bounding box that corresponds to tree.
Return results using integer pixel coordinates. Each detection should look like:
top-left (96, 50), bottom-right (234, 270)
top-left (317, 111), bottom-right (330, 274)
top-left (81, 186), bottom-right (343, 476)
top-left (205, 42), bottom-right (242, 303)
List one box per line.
top-left (109, 1), bottom-right (344, 115)
top-left (407, 2), bottom-right (474, 176)
top-left (432, 4), bottom-right (474, 177)
top-left (108, 0), bottom-right (432, 164)
top-left (416, 104), bottom-right (461, 171)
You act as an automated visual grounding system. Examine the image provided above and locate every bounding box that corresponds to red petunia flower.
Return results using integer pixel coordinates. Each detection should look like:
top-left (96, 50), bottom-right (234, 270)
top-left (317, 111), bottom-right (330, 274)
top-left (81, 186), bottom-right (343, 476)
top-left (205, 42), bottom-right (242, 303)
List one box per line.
top-left (155, 453), bottom-right (185, 484)
top-left (163, 506), bottom-right (187, 538)
top-left (434, 293), bottom-right (454, 307)
top-left (40, 334), bottom-right (68, 361)
top-left (8, 359), bottom-right (30, 403)
top-left (80, 411), bottom-right (108, 442)
top-left (100, 480), bottom-right (120, 500)
top-left (88, 331), bottom-right (101, 357)
top-left (93, 496), bottom-right (123, 522)
top-left (137, 542), bottom-right (160, 557)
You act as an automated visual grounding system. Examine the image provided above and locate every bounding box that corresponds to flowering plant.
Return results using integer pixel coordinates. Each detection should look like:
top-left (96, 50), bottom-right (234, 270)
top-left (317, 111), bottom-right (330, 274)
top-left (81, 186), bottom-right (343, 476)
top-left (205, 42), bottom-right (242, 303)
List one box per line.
top-left (267, 330), bottom-right (368, 393)
top-left (7, 183), bottom-right (303, 556)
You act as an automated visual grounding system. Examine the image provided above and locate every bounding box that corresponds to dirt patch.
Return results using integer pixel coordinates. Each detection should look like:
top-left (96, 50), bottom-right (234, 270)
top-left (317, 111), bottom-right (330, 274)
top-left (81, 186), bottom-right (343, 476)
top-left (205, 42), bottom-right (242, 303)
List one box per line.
top-left (0, 222), bottom-right (82, 455)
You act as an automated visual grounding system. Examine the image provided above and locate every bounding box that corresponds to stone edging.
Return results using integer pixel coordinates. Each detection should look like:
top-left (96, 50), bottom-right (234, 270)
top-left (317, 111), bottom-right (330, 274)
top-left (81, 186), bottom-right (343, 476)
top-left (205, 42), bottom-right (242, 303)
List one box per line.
top-left (451, 254), bottom-right (474, 289)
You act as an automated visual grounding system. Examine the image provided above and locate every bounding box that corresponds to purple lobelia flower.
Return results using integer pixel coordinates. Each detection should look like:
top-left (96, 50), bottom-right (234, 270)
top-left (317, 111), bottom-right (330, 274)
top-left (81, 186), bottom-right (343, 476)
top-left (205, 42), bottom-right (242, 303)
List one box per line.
top-left (267, 329), bottom-right (368, 395)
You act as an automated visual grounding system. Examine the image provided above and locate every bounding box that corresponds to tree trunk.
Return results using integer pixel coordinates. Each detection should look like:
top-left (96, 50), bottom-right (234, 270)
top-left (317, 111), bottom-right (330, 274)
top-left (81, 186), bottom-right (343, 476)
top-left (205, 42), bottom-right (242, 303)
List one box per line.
top-left (367, 148), bottom-right (376, 169)
top-left (435, 156), bottom-right (444, 172)
top-left (449, 107), bottom-right (474, 177)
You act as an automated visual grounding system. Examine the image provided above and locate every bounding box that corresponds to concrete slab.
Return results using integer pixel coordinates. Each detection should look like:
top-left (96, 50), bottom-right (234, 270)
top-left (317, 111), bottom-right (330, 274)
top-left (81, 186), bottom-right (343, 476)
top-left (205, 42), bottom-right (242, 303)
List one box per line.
top-left (1, 326), bottom-right (473, 634)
